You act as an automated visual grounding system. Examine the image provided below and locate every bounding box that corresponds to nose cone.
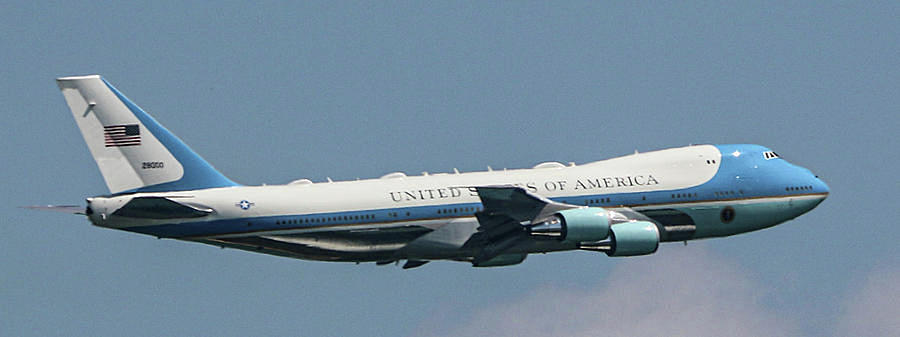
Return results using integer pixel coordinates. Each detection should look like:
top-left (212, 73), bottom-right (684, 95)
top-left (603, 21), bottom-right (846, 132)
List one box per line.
top-left (789, 163), bottom-right (829, 211)
top-left (817, 177), bottom-right (830, 196)
top-left (808, 176), bottom-right (830, 210)
top-left (793, 162), bottom-right (829, 198)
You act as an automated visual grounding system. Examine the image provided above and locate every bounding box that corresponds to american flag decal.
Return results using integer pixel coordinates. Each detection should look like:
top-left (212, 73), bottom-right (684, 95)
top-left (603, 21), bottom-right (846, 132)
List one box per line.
top-left (104, 124), bottom-right (141, 147)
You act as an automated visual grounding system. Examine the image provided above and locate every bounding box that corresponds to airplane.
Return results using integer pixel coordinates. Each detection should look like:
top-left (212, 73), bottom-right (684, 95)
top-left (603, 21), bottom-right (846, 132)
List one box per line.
top-left (34, 74), bottom-right (830, 269)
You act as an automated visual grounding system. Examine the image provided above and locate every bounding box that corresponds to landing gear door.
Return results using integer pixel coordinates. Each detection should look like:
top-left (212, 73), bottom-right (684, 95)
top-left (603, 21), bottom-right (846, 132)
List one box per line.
top-left (638, 208), bottom-right (696, 242)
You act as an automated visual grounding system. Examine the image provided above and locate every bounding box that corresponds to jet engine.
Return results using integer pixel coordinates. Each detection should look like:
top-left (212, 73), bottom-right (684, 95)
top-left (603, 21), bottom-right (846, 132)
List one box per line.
top-left (528, 207), bottom-right (611, 243)
top-left (579, 221), bottom-right (660, 257)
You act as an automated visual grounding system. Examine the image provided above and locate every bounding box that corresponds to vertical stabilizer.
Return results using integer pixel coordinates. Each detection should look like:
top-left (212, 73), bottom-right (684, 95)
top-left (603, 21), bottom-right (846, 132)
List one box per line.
top-left (57, 75), bottom-right (238, 194)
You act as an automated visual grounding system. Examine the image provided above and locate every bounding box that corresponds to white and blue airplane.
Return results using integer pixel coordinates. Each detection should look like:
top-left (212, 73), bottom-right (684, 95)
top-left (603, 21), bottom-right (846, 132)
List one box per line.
top-left (39, 75), bottom-right (829, 268)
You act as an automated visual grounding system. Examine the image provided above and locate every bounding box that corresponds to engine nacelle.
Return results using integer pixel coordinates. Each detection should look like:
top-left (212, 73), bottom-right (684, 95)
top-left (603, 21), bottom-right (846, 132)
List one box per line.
top-left (529, 208), bottom-right (610, 243)
top-left (580, 221), bottom-right (660, 257)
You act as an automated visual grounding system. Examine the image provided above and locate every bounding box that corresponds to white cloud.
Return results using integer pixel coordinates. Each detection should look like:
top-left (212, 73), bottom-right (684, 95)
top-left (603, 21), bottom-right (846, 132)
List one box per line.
top-left (834, 265), bottom-right (900, 336)
top-left (422, 246), bottom-right (801, 337)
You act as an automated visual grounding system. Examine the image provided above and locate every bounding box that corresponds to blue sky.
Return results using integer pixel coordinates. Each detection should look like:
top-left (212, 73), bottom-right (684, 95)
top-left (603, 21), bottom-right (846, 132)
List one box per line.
top-left (2, 2), bottom-right (897, 336)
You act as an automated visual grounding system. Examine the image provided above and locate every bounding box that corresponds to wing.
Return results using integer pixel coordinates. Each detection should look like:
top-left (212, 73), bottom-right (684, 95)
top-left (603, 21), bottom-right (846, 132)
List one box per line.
top-left (468, 186), bottom-right (580, 265)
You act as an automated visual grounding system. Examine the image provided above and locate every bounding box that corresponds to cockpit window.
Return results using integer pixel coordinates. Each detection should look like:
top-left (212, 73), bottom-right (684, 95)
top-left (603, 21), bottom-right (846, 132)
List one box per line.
top-left (763, 151), bottom-right (779, 160)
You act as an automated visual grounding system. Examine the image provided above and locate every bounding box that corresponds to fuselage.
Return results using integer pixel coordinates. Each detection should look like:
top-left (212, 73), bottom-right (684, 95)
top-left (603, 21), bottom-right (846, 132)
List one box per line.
top-left (84, 144), bottom-right (829, 262)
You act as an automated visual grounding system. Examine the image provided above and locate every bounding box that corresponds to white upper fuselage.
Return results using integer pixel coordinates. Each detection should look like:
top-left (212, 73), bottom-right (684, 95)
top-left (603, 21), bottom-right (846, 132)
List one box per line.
top-left (85, 143), bottom-right (829, 262)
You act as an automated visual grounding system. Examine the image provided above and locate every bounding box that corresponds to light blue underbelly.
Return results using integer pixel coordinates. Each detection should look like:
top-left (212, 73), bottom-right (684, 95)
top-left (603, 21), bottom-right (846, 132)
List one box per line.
top-left (675, 196), bottom-right (825, 238)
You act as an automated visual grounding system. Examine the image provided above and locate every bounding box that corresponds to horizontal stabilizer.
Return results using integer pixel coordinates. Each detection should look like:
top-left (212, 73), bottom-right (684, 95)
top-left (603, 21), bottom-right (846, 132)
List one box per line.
top-left (111, 197), bottom-right (212, 219)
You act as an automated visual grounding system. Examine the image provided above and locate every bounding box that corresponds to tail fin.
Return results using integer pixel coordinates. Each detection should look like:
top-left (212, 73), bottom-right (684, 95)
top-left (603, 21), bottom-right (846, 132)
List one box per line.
top-left (57, 75), bottom-right (238, 194)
